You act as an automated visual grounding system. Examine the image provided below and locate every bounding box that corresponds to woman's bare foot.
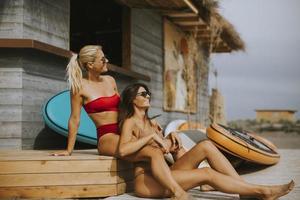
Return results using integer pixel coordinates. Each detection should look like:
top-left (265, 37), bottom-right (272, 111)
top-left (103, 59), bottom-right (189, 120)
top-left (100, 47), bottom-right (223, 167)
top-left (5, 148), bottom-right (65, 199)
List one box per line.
top-left (199, 184), bottom-right (216, 192)
top-left (262, 180), bottom-right (295, 200)
top-left (171, 191), bottom-right (195, 200)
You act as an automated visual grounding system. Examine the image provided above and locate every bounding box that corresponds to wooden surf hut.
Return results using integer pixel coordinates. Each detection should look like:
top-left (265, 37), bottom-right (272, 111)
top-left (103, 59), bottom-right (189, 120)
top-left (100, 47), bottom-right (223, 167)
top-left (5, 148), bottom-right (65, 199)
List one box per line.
top-left (0, 0), bottom-right (244, 198)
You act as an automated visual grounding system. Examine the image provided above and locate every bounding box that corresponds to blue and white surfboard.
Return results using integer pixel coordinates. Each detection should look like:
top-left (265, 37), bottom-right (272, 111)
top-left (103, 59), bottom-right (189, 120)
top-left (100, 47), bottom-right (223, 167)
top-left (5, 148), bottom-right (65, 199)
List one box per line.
top-left (42, 90), bottom-right (97, 145)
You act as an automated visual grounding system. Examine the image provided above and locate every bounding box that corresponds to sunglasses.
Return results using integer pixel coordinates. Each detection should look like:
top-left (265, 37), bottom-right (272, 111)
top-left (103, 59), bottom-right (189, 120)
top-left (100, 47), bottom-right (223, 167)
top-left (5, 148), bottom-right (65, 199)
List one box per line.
top-left (100, 56), bottom-right (108, 63)
top-left (136, 91), bottom-right (151, 98)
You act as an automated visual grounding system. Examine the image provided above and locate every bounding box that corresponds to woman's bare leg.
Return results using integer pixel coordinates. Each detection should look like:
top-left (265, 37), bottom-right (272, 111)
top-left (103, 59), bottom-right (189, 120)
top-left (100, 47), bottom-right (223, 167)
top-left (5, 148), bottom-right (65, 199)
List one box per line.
top-left (135, 167), bottom-right (294, 200)
top-left (171, 139), bottom-right (246, 192)
top-left (98, 134), bottom-right (188, 199)
top-left (172, 140), bottom-right (241, 180)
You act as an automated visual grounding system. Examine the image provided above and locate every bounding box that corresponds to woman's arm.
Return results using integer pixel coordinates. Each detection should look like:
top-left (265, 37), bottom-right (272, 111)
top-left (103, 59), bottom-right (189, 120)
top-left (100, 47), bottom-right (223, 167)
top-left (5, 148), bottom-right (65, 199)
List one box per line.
top-left (118, 119), bottom-right (156, 157)
top-left (150, 120), bottom-right (176, 152)
top-left (66, 90), bottom-right (83, 154)
top-left (171, 146), bottom-right (187, 161)
top-left (52, 90), bottom-right (83, 156)
top-left (151, 120), bottom-right (185, 159)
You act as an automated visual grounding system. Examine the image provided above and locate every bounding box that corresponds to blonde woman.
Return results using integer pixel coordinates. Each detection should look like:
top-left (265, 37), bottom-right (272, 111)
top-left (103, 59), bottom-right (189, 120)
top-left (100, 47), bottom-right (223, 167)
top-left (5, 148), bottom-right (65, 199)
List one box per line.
top-left (52, 45), bottom-right (190, 200)
top-left (118, 83), bottom-right (294, 199)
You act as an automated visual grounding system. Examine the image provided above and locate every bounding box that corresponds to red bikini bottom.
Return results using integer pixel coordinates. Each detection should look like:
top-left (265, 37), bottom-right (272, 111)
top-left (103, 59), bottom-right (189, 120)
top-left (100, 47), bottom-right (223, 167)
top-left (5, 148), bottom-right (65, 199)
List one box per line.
top-left (97, 123), bottom-right (120, 140)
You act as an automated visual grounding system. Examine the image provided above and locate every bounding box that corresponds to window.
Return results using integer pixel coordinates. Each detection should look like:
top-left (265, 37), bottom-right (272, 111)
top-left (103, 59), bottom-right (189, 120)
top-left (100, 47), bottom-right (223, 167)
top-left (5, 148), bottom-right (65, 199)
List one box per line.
top-left (70, 0), bottom-right (128, 67)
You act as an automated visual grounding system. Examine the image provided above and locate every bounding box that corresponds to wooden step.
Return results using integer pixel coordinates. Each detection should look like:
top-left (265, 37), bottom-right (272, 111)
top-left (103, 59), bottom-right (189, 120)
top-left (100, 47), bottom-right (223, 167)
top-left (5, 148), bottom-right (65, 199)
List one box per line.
top-left (0, 149), bottom-right (134, 198)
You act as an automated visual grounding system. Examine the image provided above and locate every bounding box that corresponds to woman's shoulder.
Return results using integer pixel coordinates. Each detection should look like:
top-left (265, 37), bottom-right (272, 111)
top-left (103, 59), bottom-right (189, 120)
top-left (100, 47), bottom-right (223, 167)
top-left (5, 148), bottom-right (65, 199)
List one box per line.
top-left (123, 117), bottom-right (137, 127)
top-left (102, 75), bottom-right (116, 83)
top-left (79, 79), bottom-right (89, 92)
top-left (71, 79), bottom-right (89, 99)
top-left (81, 78), bottom-right (89, 88)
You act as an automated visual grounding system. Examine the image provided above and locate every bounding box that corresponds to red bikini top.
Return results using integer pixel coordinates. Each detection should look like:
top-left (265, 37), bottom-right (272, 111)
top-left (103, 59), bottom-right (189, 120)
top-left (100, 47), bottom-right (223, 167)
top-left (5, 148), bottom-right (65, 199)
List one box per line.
top-left (83, 93), bottom-right (120, 114)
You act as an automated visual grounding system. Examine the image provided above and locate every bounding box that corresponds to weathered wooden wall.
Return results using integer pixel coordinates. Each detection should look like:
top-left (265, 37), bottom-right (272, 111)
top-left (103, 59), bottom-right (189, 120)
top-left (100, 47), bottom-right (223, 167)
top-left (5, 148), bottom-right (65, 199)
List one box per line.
top-left (129, 9), bottom-right (210, 127)
top-left (0, 68), bottom-right (22, 149)
top-left (0, 0), bottom-right (69, 49)
top-left (0, 0), bottom-right (71, 149)
top-left (0, 50), bottom-right (68, 149)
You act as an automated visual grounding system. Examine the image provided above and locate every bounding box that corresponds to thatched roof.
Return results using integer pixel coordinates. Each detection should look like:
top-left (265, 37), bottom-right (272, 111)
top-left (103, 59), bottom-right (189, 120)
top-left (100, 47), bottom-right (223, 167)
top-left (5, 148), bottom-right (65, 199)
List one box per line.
top-left (116, 0), bottom-right (245, 53)
top-left (192, 0), bottom-right (245, 51)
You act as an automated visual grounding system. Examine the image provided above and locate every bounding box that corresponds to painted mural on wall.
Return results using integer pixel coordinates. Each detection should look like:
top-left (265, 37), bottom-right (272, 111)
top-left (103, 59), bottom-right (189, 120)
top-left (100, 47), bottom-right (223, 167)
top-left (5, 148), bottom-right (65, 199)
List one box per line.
top-left (163, 19), bottom-right (200, 113)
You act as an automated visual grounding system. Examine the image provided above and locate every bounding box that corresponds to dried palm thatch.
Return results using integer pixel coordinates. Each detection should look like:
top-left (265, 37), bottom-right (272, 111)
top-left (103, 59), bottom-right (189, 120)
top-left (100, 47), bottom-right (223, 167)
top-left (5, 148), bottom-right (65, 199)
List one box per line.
top-left (192, 0), bottom-right (219, 23)
top-left (192, 0), bottom-right (245, 51)
top-left (214, 13), bottom-right (245, 51)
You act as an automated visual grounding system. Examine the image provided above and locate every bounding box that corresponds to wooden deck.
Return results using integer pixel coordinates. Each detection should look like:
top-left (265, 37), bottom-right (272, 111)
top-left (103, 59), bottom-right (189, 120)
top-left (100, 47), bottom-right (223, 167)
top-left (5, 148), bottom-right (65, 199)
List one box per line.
top-left (0, 149), bottom-right (134, 198)
top-left (105, 149), bottom-right (299, 200)
top-left (0, 149), bottom-right (298, 199)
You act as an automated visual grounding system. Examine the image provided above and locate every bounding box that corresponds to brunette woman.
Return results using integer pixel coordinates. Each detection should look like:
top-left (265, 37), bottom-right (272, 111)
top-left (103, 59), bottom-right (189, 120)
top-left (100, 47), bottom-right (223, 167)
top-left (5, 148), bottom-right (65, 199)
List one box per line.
top-left (118, 83), bottom-right (294, 199)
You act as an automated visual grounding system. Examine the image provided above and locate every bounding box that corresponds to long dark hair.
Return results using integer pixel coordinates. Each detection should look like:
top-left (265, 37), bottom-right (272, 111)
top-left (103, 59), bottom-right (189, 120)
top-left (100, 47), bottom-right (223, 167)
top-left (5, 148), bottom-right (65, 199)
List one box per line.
top-left (118, 83), bottom-right (151, 129)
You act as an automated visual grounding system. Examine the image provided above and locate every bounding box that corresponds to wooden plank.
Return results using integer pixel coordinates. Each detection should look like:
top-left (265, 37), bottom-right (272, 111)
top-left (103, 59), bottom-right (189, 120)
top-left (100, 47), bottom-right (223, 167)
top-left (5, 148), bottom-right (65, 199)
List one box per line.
top-left (0, 154), bottom-right (112, 161)
top-left (0, 139), bottom-right (22, 150)
top-left (0, 106), bottom-right (22, 122)
top-left (174, 21), bottom-right (204, 26)
top-left (116, 0), bottom-right (185, 9)
top-left (0, 68), bottom-right (23, 89)
top-left (0, 121), bottom-right (22, 138)
top-left (0, 156), bottom-right (116, 162)
top-left (168, 0), bottom-right (186, 7)
top-left (0, 149), bottom-right (113, 161)
top-left (0, 160), bottom-right (116, 174)
top-left (160, 0), bottom-right (184, 8)
top-left (213, 48), bottom-right (231, 53)
top-left (0, 39), bottom-right (150, 81)
top-left (202, 41), bottom-right (231, 51)
top-left (197, 34), bottom-right (211, 39)
top-left (182, 0), bottom-right (198, 14)
top-left (0, 172), bottom-right (121, 187)
top-left (0, 39), bottom-right (72, 58)
top-left (0, 160), bottom-right (133, 174)
top-left (0, 184), bottom-right (118, 198)
top-left (0, 89), bottom-right (22, 106)
top-left (180, 24), bottom-right (208, 30)
top-left (162, 11), bottom-right (197, 17)
top-left (22, 72), bottom-right (66, 94)
top-left (0, 150), bottom-right (109, 160)
top-left (195, 29), bottom-right (211, 35)
top-left (170, 16), bottom-right (200, 23)
top-left (0, 150), bottom-right (133, 171)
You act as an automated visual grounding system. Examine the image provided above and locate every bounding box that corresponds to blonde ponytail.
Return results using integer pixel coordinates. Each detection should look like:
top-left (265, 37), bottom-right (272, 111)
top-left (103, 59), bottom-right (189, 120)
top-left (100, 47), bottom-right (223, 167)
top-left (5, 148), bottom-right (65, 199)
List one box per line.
top-left (66, 54), bottom-right (83, 94)
top-left (66, 45), bottom-right (102, 94)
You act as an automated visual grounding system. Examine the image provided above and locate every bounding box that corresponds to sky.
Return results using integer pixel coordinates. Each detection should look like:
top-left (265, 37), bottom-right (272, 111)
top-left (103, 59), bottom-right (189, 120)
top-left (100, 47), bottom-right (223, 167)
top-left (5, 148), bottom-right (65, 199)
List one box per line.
top-left (210, 0), bottom-right (300, 120)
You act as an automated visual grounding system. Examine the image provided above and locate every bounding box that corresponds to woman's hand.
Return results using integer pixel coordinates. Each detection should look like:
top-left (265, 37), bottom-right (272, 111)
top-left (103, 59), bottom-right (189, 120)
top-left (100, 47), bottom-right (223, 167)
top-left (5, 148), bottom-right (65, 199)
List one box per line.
top-left (50, 150), bottom-right (71, 156)
top-left (167, 131), bottom-right (182, 152)
top-left (152, 134), bottom-right (169, 153)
